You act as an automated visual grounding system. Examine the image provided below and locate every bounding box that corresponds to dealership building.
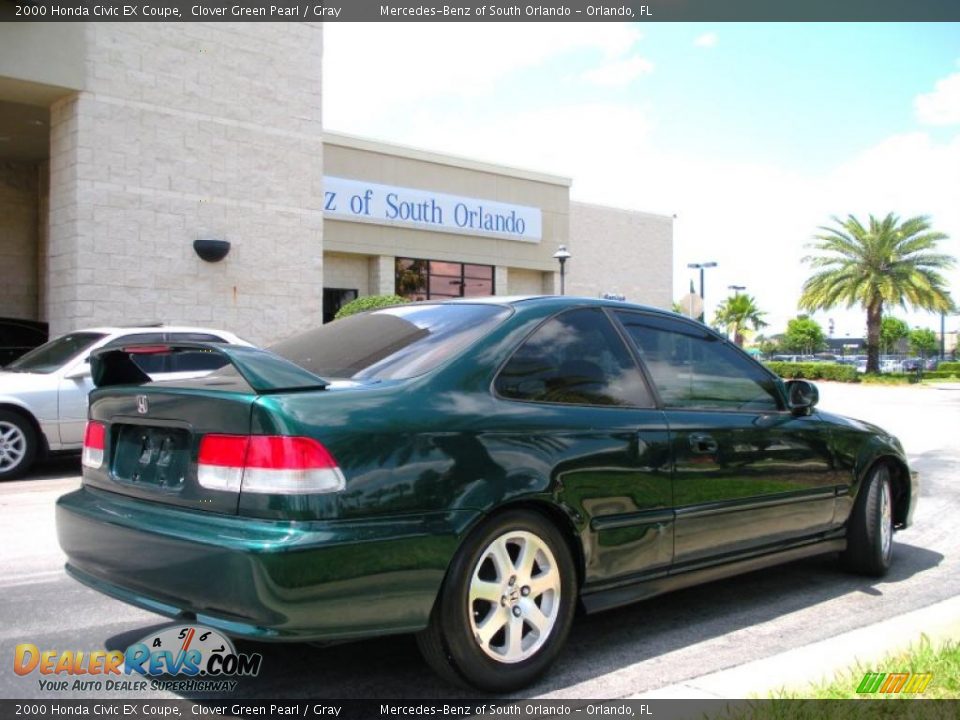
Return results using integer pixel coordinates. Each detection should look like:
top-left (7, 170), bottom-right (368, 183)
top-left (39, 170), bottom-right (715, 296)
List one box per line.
top-left (0, 23), bottom-right (673, 345)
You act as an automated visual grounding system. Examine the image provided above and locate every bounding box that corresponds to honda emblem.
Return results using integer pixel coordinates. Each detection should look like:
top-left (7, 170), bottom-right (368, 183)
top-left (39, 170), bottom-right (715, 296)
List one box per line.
top-left (136, 395), bottom-right (149, 414)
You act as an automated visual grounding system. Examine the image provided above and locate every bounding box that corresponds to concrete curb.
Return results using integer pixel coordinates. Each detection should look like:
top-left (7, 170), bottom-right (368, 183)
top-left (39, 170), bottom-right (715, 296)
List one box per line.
top-left (630, 594), bottom-right (960, 699)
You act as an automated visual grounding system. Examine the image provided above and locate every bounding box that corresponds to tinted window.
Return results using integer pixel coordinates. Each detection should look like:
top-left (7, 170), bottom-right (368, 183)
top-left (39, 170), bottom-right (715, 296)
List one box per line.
top-left (164, 333), bottom-right (230, 372)
top-left (6, 332), bottom-right (106, 374)
top-left (269, 303), bottom-right (510, 381)
top-left (170, 351), bottom-right (229, 373)
top-left (166, 333), bottom-right (226, 343)
top-left (495, 308), bottom-right (653, 407)
top-left (615, 312), bottom-right (781, 411)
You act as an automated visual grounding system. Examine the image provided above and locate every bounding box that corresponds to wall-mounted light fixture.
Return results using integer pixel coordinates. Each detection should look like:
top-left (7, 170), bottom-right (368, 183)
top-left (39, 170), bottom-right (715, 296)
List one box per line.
top-left (193, 239), bottom-right (231, 263)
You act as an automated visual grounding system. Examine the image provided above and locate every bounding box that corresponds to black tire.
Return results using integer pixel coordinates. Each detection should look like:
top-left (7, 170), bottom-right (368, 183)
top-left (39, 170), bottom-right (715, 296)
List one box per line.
top-left (841, 463), bottom-right (894, 577)
top-left (0, 409), bottom-right (39, 481)
top-left (416, 509), bottom-right (577, 692)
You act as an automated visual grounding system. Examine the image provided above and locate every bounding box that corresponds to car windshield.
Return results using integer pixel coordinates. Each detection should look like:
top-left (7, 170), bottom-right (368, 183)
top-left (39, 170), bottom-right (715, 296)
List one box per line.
top-left (5, 332), bottom-right (106, 373)
top-left (268, 303), bottom-right (511, 381)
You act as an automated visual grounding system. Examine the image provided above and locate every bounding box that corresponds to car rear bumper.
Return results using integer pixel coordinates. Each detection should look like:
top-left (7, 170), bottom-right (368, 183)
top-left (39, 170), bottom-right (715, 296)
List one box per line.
top-left (56, 486), bottom-right (477, 641)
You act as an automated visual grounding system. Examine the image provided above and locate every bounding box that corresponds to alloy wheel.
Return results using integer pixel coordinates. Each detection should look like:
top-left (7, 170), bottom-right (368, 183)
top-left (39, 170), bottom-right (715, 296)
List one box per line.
top-left (468, 530), bottom-right (561, 664)
top-left (0, 420), bottom-right (27, 473)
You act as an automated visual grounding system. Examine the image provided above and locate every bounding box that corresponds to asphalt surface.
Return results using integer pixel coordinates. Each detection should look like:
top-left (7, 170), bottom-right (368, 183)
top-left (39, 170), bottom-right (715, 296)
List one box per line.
top-left (1, 382), bottom-right (957, 700)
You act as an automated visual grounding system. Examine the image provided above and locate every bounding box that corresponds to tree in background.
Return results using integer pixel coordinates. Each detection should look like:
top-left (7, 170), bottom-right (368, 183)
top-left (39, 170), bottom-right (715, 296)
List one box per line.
top-left (334, 294), bottom-right (408, 320)
top-left (712, 293), bottom-right (768, 347)
top-left (909, 328), bottom-right (939, 358)
top-left (799, 213), bottom-right (955, 373)
top-left (880, 317), bottom-right (910, 355)
top-left (784, 315), bottom-right (826, 354)
top-left (754, 334), bottom-right (781, 357)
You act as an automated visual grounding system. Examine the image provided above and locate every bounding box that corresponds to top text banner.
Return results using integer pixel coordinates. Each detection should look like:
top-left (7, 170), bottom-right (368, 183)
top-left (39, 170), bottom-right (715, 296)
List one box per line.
top-left (4, 0), bottom-right (960, 21)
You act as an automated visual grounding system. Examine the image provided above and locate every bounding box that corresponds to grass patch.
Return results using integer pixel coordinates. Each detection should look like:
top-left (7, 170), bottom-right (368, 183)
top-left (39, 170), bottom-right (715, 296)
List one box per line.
top-left (773, 635), bottom-right (960, 700)
top-left (859, 373), bottom-right (918, 385)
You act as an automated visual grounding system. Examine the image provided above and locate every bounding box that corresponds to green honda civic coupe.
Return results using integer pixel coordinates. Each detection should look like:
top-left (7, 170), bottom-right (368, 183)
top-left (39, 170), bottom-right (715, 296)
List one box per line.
top-left (57, 297), bottom-right (916, 691)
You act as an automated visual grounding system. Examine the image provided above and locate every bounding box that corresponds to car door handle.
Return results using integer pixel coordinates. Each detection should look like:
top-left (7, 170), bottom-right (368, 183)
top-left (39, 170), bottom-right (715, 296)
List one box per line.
top-left (689, 433), bottom-right (718, 454)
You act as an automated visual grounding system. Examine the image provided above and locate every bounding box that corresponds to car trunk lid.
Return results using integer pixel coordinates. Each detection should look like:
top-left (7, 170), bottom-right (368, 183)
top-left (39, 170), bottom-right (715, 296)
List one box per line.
top-left (81, 344), bottom-right (330, 515)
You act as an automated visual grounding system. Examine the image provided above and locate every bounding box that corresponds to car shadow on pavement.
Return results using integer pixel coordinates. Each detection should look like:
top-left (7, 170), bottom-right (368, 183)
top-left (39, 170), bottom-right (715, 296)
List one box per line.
top-left (102, 542), bottom-right (943, 700)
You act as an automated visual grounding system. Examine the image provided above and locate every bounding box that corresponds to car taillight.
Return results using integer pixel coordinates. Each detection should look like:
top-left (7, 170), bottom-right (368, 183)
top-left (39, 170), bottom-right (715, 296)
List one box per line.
top-left (197, 434), bottom-right (345, 494)
top-left (82, 421), bottom-right (106, 469)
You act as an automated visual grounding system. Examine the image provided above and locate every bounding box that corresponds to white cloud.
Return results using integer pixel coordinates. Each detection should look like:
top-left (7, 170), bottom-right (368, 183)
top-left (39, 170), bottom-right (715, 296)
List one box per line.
top-left (694, 32), bottom-right (718, 48)
top-left (323, 23), bottom-right (643, 129)
top-left (580, 56), bottom-right (654, 86)
top-left (915, 68), bottom-right (960, 125)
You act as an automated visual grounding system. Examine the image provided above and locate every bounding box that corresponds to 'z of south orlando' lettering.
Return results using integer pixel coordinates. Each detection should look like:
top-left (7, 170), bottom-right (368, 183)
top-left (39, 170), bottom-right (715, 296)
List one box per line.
top-left (324, 188), bottom-right (528, 237)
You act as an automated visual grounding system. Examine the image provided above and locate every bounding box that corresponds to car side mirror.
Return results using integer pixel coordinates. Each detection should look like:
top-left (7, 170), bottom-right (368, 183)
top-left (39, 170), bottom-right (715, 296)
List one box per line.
top-left (786, 379), bottom-right (818, 415)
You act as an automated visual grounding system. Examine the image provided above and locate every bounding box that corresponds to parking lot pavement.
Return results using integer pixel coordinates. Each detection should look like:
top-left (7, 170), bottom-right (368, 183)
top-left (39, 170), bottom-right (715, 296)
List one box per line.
top-left (1, 383), bottom-right (957, 700)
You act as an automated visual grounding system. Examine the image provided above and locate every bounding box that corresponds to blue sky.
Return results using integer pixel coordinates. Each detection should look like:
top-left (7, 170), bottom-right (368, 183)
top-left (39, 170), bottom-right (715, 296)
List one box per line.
top-left (324, 23), bottom-right (960, 339)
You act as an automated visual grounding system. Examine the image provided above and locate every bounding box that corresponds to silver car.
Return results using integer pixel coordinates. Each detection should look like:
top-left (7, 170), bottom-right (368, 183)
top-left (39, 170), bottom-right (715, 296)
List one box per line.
top-left (0, 325), bottom-right (250, 479)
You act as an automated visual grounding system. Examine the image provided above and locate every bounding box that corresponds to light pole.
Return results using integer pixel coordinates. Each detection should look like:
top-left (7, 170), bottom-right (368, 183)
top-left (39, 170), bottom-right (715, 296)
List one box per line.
top-left (728, 284), bottom-right (745, 296)
top-left (942, 312), bottom-right (946, 360)
top-left (687, 261), bottom-right (717, 323)
top-left (553, 245), bottom-right (572, 295)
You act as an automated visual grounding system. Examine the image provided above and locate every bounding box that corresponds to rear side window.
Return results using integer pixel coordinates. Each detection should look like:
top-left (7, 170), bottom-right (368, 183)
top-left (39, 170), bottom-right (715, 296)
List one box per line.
top-left (7, 332), bottom-right (106, 374)
top-left (269, 303), bottom-right (511, 381)
top-left (614, 312), bottom-right (781, 411)
top-left (166, 333), bottom-right (229, 373)
top-left (167, 333), bottom-right (226, 343)
top-left (495, 308), bottom-right (653, 408)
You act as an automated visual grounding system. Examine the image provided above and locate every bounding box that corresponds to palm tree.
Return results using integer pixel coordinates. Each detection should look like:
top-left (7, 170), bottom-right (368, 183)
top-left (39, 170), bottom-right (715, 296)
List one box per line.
top-left (713, 293), bottom-right (768, 346)
top-left (799, 213), bottom-right (955, 373)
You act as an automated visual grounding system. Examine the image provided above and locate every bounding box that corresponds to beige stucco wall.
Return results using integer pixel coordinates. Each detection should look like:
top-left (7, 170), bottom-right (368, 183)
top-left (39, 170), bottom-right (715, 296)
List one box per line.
top-left (323, 252), bottom-right (369, 295)
top-left (0, 162), bottom-right (40, 320)
top-left (323, 133), bottom-right (570, 274)
top-left (45, 23), bottom-right (324, 344)
top-left (568, 202), bottom-right (673, 308)
top-left (0, 24), bottom-right (85, 106)
top-left (508, 267), bottom-right (547, 296)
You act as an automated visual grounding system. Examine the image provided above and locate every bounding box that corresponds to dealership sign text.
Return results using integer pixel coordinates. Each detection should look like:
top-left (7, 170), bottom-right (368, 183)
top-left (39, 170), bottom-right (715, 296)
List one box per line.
top-left (323, 177), bottom-right (542, 242)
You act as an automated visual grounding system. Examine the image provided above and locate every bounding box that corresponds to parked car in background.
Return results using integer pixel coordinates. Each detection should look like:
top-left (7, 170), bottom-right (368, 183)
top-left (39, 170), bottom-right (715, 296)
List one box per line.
top-left (0, 325), bottom-right (251, 479)
top-left (57, 297), bottom-right (916, 691)
top-left (0, 318), bottom-right (48, 367)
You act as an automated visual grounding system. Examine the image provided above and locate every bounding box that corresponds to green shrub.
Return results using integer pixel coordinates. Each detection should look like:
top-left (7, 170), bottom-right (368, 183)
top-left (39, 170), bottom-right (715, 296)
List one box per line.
top-left (763, 361), bottom-right (859, 382)
top-left (924, 370), bottom-right (960, 380)
top-left (334, 294), bottom-right (408, 320)
top-left (937, 361), bottom-right (960, 373)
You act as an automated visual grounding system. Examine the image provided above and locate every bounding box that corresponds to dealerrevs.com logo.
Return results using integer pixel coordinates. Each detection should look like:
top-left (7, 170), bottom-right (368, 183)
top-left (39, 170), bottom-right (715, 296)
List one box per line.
top-left (14, 625), bottom-right (263, 693)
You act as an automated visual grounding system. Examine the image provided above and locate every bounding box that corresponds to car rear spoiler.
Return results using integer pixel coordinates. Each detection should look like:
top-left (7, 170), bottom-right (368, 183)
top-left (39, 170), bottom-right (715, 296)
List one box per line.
top-left (89, 341), bottom-right (330, 394)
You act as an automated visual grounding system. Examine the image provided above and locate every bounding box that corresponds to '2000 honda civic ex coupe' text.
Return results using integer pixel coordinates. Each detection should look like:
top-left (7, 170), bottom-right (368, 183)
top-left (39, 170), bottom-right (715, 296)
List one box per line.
top-left (57, 297), bottom-right (917, 691)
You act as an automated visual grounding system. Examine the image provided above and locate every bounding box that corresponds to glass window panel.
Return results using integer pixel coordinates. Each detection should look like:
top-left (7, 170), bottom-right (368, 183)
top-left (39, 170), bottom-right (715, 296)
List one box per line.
top-left (464, 264), bottom-right (494, 280)
top-left (396, 258), bottom-right (427, 298)
top-left (429, 261), bottom-right (461, 277)
top-left (430, 276), bottom-right (464, 296)
top-left (463, 278), bottom-right (493, 297)
top-left (495, 308), bottom-right (653, 408)
top-left (268, 304), bottom-right (510, 381)
top-left (615, 312), bottom-right (781, 411)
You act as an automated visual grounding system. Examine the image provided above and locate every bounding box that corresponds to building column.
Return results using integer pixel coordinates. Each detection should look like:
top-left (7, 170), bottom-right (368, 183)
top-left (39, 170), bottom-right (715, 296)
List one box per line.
top-left (494, 266), bottom-right (509, 296)
top-left (543, 271), bottom-right (561, 295)
top-left (368, 255), bottom-right (395, 296)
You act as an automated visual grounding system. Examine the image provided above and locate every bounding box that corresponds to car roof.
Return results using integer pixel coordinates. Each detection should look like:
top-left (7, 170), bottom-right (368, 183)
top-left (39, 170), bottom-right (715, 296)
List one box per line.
top-left (73, 326), bottom-right (237, 336)
top-left (441, 294), bottom-right (683, 317)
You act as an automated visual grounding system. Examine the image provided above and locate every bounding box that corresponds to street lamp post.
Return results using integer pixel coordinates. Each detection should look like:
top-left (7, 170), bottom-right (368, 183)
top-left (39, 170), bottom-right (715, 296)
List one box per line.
top-left (942, 312), bottom-right (946, 360)
top-left (728, 284), bottom-right (745, 296)
top-left (687, 261), bottom-right (717, 323)
top-left (553, 245), bottom-right (572, 296)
